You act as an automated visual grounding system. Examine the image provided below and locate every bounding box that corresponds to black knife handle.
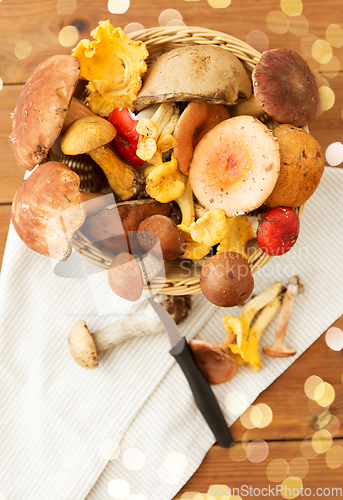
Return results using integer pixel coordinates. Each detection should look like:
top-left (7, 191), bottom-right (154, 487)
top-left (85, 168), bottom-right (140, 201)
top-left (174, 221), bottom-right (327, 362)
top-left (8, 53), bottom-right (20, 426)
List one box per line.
top-left (170, 337), bottom-right (233, 448)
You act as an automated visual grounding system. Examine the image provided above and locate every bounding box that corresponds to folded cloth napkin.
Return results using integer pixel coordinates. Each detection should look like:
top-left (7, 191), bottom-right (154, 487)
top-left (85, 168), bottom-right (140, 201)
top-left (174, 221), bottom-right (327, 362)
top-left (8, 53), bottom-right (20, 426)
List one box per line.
top-left (0, 167), bottom-right (342, 500)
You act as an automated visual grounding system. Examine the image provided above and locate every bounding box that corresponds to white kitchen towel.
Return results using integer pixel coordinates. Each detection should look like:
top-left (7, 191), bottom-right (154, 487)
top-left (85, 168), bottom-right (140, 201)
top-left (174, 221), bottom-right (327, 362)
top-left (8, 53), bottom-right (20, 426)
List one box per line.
top-left (0, 167), bottom-right (342, 500)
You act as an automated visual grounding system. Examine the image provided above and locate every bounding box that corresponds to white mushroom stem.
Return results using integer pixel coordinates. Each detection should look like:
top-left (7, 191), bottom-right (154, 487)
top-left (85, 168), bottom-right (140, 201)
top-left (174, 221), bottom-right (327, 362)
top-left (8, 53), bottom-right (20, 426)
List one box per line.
top-left (92, 307), bottom-right (164, 352)
top-left (263, 276), bottom-right (300, 357)
top-left (138, 251), bottom-right (165, 287)
top-left (230, 94), bottom-right (265, 118)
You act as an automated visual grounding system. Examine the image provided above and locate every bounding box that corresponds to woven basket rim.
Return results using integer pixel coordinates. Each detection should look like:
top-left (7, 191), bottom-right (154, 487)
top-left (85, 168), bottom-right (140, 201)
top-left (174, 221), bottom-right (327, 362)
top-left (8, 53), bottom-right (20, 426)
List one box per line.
top-left (72, 26), bottom-right (305, 295)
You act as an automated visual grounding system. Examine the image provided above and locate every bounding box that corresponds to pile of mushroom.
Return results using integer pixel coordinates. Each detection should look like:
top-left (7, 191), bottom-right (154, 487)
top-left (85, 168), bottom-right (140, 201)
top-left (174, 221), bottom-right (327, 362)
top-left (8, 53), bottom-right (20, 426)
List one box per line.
top-left (10, 20), bottom-right (325, 311)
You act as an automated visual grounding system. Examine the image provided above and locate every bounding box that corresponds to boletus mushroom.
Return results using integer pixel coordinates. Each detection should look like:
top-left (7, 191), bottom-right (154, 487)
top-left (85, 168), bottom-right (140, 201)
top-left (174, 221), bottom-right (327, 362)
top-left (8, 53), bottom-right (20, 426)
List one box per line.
top-left (83, 199), bottom-right (171, 253)
top-left (138, 215), bottom-right (186, 261)
top-left (135, 45), bottom-right (252, 111)
top-left (252, 48), bottom-right (319, 127)
top-left (11, 54), bottom-right (94, 170)
top-left (11, 162), bottom-right (85, 260)
top-left (200, 252), bottom-right (254, 307)
top-left (189, 115), bottom-right (280, 217)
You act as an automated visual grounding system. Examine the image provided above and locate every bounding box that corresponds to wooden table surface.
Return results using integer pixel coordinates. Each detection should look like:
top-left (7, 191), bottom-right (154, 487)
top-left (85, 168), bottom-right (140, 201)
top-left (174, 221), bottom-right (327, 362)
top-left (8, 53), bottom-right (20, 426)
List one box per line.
top-left (1, 1), bottom-right (342, 498)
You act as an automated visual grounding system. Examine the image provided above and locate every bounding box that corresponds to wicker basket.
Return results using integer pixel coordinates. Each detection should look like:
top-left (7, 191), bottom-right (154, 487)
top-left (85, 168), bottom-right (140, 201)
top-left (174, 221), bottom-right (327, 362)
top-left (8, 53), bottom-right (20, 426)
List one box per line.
top-left (65, 26), bottom-right (305, 295)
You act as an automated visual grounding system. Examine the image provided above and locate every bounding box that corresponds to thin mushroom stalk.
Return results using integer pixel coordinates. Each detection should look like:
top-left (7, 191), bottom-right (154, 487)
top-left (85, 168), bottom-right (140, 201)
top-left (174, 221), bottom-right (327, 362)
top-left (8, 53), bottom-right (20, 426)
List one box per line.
top-left (263, 275), bottom-right (301, 357)
top-left (68, 295), bottom-right (192, 369)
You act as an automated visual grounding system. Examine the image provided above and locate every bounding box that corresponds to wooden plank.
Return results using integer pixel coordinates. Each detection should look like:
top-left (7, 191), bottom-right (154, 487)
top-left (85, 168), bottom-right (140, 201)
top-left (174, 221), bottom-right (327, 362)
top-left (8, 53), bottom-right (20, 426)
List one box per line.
top-left (0, 204), bottom-right (12, 270)
top-left (0, 85), bottom-right (24, 203)
top-left (1, 0), bottom-right (343, 83)
top-left (174, 439), bottom-right (343, 499)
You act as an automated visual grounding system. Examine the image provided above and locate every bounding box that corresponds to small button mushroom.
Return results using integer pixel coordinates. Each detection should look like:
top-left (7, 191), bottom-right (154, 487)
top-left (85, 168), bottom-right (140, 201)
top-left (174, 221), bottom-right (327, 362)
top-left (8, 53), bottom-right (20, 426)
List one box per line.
top-left (61, 116), bottom-right (144, 201)
top-left (68, 295), bottom-right (192, 368)
top-left (189, 337), bottom-right (238, 385)
top-left (11, 162), bottom-right (85, 260)
top-left (200, 252), bottom-right (254, 307)
top-left (189, 115), bottom-right (280, 217)
top-left (252, 48), bottom-right (319, 127)
top-left (108, 251), bottom-right (164, 301)
top-left (137, 215), bottom-right (186, 261)
top-left (173, 101), bottom-right (230, 175)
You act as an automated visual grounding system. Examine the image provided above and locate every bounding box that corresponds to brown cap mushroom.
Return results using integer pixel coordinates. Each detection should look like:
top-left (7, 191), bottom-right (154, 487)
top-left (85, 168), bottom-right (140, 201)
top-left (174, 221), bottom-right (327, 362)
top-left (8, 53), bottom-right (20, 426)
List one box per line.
top-left (200, 252), bottom-right (254, 307)
top-left (135, 45), bottom-right (252, 111)
top-left (266, 124), bottom-right (325, 208)
top-left (11, 55), bottom-right (81, 170)
top-left (137, 215), bottom-right (186, 261)
top-left (252, 48), bottom-right (319, 127)
top-left (11, 161), bottom-right (85, 260)
top-left (173, 102), bottom-right (230, 175)
top-left (189, 338), bottom-right (238, 385)
top-left (189, 115), bottom-right (280, 217)
top-left (83, 199), bottom-right (171, 253)
top-left (61, 115), bottom-right (145, 201)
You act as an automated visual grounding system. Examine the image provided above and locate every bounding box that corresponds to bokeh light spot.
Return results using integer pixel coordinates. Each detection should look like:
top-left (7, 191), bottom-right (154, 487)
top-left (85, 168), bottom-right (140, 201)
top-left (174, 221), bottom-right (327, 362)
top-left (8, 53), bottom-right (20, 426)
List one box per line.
top-left (246, 30), bottom-right (269, 53)
top-left (318, 86), bottom-right (335, 113)
top-left (58, 26), bottom-right (79, 47)
top-left (250, 405), bottom-right (262, 427)
top-left (224, 390), bottom-right (248, 415)
top-left (320, 55), bottom-right (340, 78)
top-left (266, 11), bottom-right (289, 35)
top-left (180, 493), bottom-right (205, 499)
top-left (207, 0), bottom-right (231, 7)
top-left (280, 477), bottom-right (303, 499)
top-left (164, 451), bottom-right (188, 474)
top-left (14, 40), bottom-right (32, 60)
top-left (98, 439), bottom-right (120, 460)
top-left (124, 23), bottom-right (145, 35)
top-left (158, 463), bottom-right (182, 484)
top-left (288, 457), bottom-right (309, 479)
top-left (0, 493), bottom-right (4, 500)
top-left (228, 442), bottom-right (247, 462)
top-left (57, 0), bottom-right (77, 15)
top-left (312, 429), bottom-right (332, 454)
top-left (158, 9), bottom-right (183, 26)
top-left (288, 15), bottom-right (309, 36)
top-left (123, 448), bottom-right (146, 470)
top-left (300, 34), bottom-right (318, 58)
top-left (266, 458), bottom-right (289, 482)
top-left (0, 78), bottom-right (3, 92)
top-left (304, 375), bottom-right (323, 400)
top-left (280, 0), bottom-right (303, 17)
top-left (314, 382), bottom-right (335, 407)
top-left (108, 479), bottom-right (130, 499)
top-left (166, 19), bottom-right (186, 26)
top-left (325, 326), bottom-right (343, 349)
top-left (255, 403), bottom-right (273, 428)
top-left (240, 406), bottom-right (256, 429)
top-left (206, 485), bottom-right (231, 499)
top-left (108, 0), bottom-right (130, 15)
top-left (326, 24), bottom-right (343, 48)
top-left (59, 446), bottom-right (80, 468)
top-left (246, 439), bottom-right (269, 463)
top-left (300, 436), bottom-right (318, 459)
top-left (325, 445), bottom-right (343, 469)
top-left (312, 39), bottom-right (332, 64)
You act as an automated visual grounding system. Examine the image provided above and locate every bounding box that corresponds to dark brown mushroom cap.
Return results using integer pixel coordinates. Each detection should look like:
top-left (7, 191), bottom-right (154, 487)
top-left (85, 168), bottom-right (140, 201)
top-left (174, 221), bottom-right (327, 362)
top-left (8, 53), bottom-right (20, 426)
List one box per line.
top-left (11, 55), bottom-right (80, 170)
top-left (137, 215), bottom-right (186, 261)
top-left (200, 252), bottom-right (254, 307)
top-left (189, 339), bottom-right (238, 385)
top-left (11, 161), bottom-right (85, 261)
top-left (252, 48), bottom-right (319, 127)
top-left (108, 252), bottom-right (143, 301)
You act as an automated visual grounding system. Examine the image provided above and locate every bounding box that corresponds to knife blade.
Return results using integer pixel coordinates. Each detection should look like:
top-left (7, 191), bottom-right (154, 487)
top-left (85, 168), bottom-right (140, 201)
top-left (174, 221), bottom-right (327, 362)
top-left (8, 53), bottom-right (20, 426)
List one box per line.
top-left (148, 297), bottom-right (233, 448)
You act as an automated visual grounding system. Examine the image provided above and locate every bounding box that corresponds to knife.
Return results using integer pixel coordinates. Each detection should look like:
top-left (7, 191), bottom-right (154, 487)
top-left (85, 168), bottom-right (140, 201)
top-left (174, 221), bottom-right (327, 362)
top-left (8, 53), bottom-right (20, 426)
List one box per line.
top-left (147, 297), bottom-right (233, 448)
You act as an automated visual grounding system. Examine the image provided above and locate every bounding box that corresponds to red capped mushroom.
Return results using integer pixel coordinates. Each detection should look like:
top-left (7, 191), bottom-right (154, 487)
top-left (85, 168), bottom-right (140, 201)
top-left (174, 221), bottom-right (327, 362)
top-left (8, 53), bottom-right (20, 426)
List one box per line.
top-left (189, 115), bottom-right (280, 217)
top-left (252, 48), bottom-right (319, 127)
top-left (11, 161), bottom-right (85, 261)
